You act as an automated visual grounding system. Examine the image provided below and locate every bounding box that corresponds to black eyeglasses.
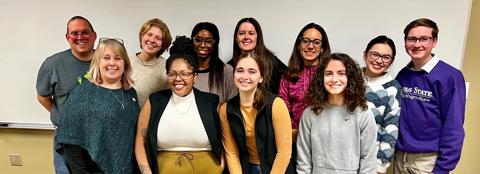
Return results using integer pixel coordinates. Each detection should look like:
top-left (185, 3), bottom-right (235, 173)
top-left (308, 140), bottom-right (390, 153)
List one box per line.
top-left (193, 37), bottom-right (215, 45)
top-left (368, 51), bottom-right (392, 63)
top-left (405, 36), bottom-right (433, 45)
top-left (167, 71), bottom-right (194, 80)
top-left (99, 37), bottom-right (124, 45)
top-left (299, 37), bottom-right (322, 47)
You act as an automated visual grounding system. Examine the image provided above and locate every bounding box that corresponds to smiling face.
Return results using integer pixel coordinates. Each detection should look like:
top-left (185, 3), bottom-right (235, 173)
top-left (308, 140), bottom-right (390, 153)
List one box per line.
top-left (299, 28), bottom-right (323, 65)
top-left (405, 26), bottom-right (437, 61)
top-left (99, 47), bottom-right (125, 87)
top-left (167, 59), bottom-right (196, 97)
top-left (236, 22), bottom-right (257, 52)
top-left (234, 57), bottom-right (263, 93)
top-left (66, 19), bottom-right (96, 58)
top-left (323, 59), bottom-right (347, 99)
top-left (364, 43), bottom-right (393, 77)
top-left (193, 29), bottom-right (215, 59)
top-left (140, 26), bottom-right (163, 56)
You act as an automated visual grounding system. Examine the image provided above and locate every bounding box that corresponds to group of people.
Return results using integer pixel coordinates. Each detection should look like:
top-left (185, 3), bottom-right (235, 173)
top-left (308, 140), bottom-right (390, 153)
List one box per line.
top-left (36, 15), bottom-right (466, 174)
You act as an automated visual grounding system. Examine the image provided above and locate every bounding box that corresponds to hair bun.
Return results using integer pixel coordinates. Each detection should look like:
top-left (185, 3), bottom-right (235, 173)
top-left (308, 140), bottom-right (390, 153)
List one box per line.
top-left (169, 36), bottom-right (195, 57)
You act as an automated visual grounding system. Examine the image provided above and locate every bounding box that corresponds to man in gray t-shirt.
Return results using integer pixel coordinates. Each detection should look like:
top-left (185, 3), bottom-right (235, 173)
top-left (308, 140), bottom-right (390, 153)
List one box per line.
top-left (36, 16), bottom-right (96, 174)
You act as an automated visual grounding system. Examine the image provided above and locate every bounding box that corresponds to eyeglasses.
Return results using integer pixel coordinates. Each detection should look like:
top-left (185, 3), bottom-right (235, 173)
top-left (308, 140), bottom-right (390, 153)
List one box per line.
top-left (193, 37), bottom-right (215, 45)
top-left (68, 31), bottom-right (92, 38)
top-left (299, 38), bottom-right (322, 47)
top-left (405, 36), bottom-right (433, 45)
top-left (167, 71), bottom-right (194, 80)
top-left (99, 37), bottom-right (124, 45)
top-left (368, 51), bottom-right (392, 63)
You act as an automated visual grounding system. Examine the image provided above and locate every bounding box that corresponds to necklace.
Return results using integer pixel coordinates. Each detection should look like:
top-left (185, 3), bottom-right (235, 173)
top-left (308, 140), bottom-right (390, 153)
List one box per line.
top-left (109, 89), bottom-right (124, 109)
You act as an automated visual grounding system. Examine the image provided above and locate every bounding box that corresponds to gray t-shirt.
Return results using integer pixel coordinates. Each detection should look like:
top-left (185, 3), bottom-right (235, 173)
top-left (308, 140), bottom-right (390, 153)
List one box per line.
top-left (36, 49), bottom-right (91, 125)
top-left (193, 64), bottom-right (237, 103)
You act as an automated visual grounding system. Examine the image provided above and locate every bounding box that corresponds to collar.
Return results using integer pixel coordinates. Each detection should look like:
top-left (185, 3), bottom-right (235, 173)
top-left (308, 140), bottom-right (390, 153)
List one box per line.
top-left (197, 67), bottom-right (211, 73)
top-left (408, 54), bottom-right (439, 73)
top-left (364, 72), bottom-right (394, 86)
top-left (135, 52), bottom-right (162, 66)
top-left (172, 90), bottom-right (195, 104)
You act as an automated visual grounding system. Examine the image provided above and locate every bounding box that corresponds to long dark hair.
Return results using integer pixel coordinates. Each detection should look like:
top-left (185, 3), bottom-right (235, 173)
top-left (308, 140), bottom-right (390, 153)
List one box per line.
top-left (234, 52), bottom-right (266, 110)
top-left (284, 23), bottom-right (331, 82)
top-left (191, 22), bottom-right (225, 93)
top-left (307, 53), bottom-right (367, 114)
top-left (231, 17), bottom-right (275, 87)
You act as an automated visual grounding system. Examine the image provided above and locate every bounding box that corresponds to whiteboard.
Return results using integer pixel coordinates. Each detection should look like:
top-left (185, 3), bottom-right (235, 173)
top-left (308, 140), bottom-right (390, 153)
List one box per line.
top-left (0, 0), bottom-right (472, 125)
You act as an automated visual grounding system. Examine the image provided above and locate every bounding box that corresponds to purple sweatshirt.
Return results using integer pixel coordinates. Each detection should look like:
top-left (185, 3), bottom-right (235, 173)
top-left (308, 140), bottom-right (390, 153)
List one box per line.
top-left (395, 59), bottom-right (466, 174)
top-left (278, 65), bottom-right (316, 129)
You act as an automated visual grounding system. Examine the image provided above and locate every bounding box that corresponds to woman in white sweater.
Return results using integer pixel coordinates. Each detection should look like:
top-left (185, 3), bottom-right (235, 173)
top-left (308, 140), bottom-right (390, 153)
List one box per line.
top-left (296, 53), bottom-right (377, 174)
top-left (362, 35), bottom-right (402, 174)
top-left (130, 18), bottom-right (172, 107)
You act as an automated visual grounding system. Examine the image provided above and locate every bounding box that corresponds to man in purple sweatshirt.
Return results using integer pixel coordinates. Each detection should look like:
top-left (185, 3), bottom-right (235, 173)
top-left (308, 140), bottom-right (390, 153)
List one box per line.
top-left (394, 18), bottom-right (466, 174)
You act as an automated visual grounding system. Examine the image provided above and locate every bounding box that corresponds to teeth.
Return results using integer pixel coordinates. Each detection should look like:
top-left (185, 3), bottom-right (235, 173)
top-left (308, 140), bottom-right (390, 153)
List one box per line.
top-left (174, 84), bottom-right (185, 90)
top-left (329, 84), bottom-right (343, 88)
top-left (146, 41), bottom-right (156, 48)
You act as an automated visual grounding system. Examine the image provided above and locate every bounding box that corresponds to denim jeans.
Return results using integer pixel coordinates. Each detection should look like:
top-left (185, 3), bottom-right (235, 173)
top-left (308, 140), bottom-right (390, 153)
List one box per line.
top-left (249, 163), bottom-right (262, 174)
top-left (54, 149), bottom-right (70, 174)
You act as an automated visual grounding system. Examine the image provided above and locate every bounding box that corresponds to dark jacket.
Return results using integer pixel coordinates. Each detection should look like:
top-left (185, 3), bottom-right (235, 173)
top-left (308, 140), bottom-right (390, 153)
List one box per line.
top-left (226, 92), bottom-right (294, 174)
top-left (144, 88), bottom-right (222, 174)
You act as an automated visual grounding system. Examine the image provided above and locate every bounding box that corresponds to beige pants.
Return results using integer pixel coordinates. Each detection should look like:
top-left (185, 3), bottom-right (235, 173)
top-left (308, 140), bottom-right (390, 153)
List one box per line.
top-left (157, 151), bottom-right (222, 174)
top-left (393, 150), bottom-right (437, 174)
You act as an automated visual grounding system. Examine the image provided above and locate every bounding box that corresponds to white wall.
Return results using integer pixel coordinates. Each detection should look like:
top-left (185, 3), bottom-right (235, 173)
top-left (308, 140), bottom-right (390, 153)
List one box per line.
top-left (0, 0), bottom-right (471, 124)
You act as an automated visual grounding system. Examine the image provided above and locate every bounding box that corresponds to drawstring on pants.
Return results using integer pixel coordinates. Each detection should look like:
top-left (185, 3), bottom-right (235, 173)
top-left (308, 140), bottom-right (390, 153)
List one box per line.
top-left (175, 152), bottom-right (194, 170)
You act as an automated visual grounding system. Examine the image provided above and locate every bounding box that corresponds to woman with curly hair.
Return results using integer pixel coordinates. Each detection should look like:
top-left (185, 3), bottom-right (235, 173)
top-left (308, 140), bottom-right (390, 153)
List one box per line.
top-left (296, 53), bottom-right (377, 174)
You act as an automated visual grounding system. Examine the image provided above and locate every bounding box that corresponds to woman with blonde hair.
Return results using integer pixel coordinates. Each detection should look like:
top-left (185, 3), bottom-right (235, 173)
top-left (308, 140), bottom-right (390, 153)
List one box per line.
top-left (130, 18), bottom-right (172, 107)
top-left (56, 38), bottom-right (140, 173)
